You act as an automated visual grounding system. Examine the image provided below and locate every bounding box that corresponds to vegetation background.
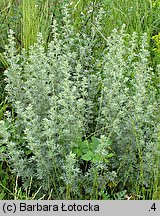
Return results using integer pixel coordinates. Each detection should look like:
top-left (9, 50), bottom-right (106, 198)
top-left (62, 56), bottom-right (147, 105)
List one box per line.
top-left (0, 0), bottom-right (160, 200)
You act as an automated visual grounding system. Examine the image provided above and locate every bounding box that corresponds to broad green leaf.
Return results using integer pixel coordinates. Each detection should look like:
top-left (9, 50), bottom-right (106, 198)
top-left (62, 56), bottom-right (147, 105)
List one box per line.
top-left (80, 140), bottom-right (89, 153)
top-left (82, 151), bottom-right (94, 161)
top-left (91, 155), bottom-right (101, 163)
top-left (90, 137), bottom-right (99, 151)
top-left (72, 147), bottom-right (82, 157)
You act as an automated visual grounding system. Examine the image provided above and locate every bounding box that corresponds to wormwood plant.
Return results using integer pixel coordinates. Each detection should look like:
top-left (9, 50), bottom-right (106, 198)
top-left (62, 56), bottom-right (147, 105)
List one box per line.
top-left (96, 27), bottom-right (159, 199)
top-left (0, 5), bottom-right (159, 199)
top-left (0, 7), bottom-right (106, 199)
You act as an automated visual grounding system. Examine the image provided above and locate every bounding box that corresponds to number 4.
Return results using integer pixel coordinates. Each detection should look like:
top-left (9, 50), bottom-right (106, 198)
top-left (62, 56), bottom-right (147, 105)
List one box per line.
top-left (151, 203), bottom-right (156, 211)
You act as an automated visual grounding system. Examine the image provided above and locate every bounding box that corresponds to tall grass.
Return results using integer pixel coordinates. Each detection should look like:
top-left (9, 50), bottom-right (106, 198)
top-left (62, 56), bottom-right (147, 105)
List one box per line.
top-left (68, 0), bottom-right (159, 35)
top-left (0, 0), bottom-right (159, 74)
top-left (22, 0), bottom-right (39, 50)
top-left (22, 0), bottom-right (55, 50)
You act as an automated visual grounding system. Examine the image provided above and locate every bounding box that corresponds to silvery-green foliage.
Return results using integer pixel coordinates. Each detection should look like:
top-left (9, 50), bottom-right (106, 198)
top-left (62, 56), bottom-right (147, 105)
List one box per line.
top-left (61, 152), bottom-right (80, 186)
top-left (2, 7), bottom-right (101, 197)
top-left (1, 6), bottom-right (159, 198)
top-left (96, 27), bottom-right (159, 192)
top-left (60, 151), bottom-right (80, 199)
